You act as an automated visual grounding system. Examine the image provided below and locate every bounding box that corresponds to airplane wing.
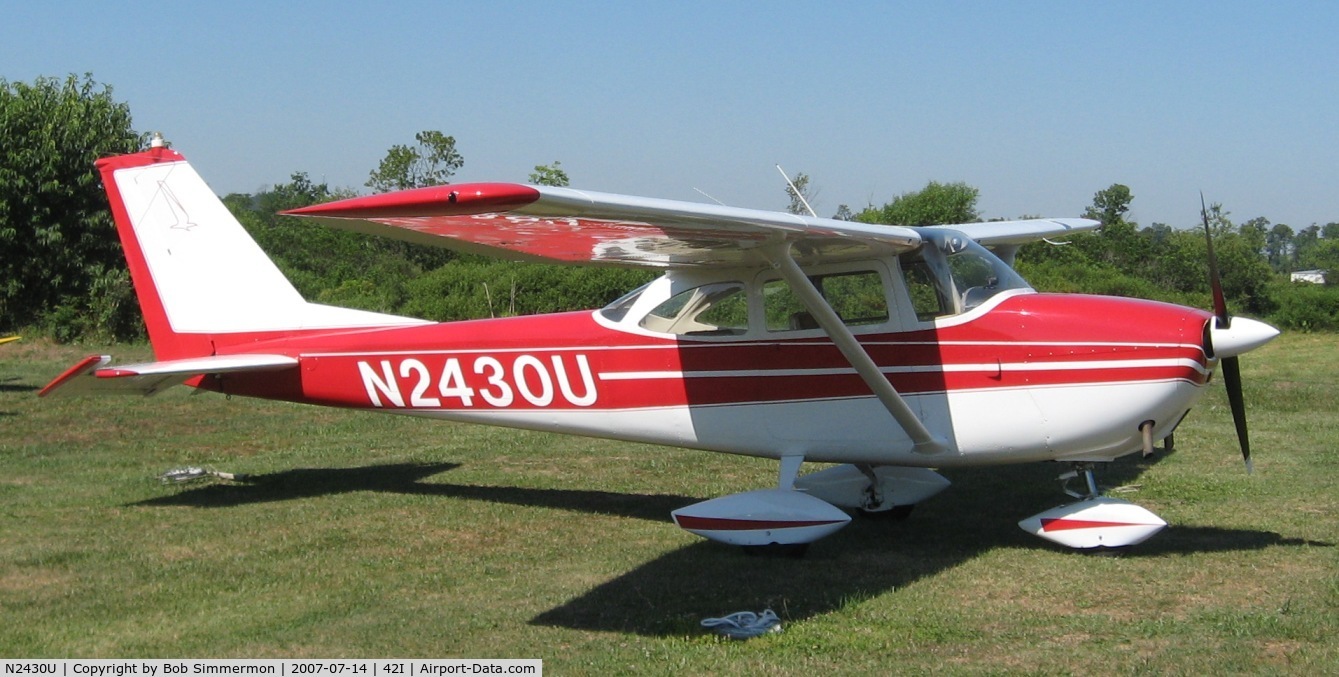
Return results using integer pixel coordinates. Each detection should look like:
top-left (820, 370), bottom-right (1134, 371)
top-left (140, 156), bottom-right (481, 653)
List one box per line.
top-left (0, 336), bottom-right (19, 346)
top-left (284, 184), bottom-right (925, 269)
top-left (39, 354), bottom-right (298, 397)
top-left (936, 217), bottom-right (1100, 247)
top-left (285, 184), bottom-right (1099, 269)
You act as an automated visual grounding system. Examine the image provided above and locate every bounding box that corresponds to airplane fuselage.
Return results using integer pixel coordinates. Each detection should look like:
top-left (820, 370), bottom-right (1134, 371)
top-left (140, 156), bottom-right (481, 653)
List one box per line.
top-left (202, 288), bottom-right (1213, 468)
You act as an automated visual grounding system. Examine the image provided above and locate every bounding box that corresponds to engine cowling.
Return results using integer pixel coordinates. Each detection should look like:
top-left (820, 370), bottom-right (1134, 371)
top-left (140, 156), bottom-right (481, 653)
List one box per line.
top-left (671, 489), bottom-right (851, 547)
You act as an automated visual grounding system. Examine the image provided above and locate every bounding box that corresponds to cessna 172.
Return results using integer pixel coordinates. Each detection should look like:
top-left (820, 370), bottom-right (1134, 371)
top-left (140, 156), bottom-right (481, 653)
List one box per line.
top-left (42, 139), bottom-right (1280, 554)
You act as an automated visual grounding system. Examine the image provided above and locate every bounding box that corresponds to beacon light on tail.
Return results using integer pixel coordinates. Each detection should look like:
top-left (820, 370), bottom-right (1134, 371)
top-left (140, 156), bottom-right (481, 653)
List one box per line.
top-left (43, 138), bottom-right (1279, 555)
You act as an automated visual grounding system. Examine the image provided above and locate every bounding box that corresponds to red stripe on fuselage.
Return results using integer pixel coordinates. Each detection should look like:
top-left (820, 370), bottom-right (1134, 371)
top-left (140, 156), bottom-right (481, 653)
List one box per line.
top-left (200, 294), bottom-right (1212, 411)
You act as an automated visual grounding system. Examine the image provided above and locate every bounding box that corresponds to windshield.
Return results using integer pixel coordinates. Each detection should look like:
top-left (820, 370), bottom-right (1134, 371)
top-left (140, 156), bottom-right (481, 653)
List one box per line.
top-left (899, 230), bottom-right (1030, 320)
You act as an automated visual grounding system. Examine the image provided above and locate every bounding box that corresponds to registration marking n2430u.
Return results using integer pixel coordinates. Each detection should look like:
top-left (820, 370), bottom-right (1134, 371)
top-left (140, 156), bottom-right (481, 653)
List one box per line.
top-left (356, 354), bottom-right (597, 409)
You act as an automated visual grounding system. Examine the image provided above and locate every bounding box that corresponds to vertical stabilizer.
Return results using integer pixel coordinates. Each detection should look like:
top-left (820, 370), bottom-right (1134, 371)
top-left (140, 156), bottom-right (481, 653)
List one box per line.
top-left (97, 145), bottom-right (425, 360)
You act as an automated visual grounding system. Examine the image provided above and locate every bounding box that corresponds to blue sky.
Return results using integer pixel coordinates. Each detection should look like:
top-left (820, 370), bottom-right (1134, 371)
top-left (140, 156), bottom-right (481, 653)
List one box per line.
top-left (6, 2), bottom-right (1337, 229)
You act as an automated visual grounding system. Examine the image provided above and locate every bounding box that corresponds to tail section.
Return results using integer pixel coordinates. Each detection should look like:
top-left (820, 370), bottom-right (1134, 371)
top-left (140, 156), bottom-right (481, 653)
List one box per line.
top-left (97, 142), bottom-right (425, 360)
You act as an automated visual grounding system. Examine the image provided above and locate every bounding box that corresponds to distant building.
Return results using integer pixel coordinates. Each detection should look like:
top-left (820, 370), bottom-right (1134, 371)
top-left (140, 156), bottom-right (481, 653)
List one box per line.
top-left (1291, 269), bottom-right (1327, 284)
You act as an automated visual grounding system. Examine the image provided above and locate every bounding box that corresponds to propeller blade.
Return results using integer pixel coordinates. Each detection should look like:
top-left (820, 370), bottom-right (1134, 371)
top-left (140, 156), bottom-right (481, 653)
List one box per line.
top-left (1200, 194), bottom-right (1231, 328)
top-left (1201, 194), bottom-right (1261, 473)
top-left (1220, 355), bottom-right (1252, 473)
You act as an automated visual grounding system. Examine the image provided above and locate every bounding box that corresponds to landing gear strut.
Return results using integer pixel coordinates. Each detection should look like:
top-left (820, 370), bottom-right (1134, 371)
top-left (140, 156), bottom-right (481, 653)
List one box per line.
top-left (856, 463), bottom-right (916, 520)
top-left (1058, 462), bottom-right (1102, 500)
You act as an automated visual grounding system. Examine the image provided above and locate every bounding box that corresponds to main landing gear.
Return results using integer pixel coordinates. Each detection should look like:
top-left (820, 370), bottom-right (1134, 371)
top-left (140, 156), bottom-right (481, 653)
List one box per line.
top-left (670, 457), bottom-right (953, 556)
top-left (1018, 462), bottom-right (1167, 550)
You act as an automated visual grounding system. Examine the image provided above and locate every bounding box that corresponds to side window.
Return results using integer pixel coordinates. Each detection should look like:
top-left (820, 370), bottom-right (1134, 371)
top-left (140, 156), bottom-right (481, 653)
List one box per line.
top-left (823, 270), bottom-right (889, 326)
top-left (639, 282), bottom-right (748, 336)
top-left (764, 270), bottom-right (889, 332)
top-left (764, 279), bottom-right (810, 331)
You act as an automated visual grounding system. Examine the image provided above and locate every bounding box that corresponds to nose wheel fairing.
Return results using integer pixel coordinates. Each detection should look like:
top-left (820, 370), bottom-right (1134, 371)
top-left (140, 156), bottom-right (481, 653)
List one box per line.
top-left (1019, 463), bottom-right (1167, 549)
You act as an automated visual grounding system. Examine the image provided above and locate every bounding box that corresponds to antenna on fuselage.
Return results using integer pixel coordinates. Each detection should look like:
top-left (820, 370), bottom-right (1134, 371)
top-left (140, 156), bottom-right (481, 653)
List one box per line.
top-left (776, 165), bottom-right (817, 218)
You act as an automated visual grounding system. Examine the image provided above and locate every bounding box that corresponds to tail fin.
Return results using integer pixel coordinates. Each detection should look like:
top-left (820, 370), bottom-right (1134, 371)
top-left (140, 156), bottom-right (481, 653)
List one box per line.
top-left (98, 143), bottom-right (425, 360)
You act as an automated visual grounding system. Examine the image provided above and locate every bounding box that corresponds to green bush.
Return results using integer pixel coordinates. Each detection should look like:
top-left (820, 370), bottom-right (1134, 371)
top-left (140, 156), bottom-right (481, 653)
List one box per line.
top-left (402, 259), bottom-right (654, 321)
top-left (1267, 281), bottom-right (1339, 331)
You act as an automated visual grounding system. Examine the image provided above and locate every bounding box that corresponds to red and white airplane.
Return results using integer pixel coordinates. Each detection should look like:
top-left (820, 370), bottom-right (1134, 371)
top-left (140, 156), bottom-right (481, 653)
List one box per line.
top-left (42, 138), bottom-right (1279, 554)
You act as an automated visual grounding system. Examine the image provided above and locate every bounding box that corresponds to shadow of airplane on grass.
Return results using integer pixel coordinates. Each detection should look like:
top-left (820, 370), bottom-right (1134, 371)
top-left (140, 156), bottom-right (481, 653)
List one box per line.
top-left (1, 377), bottom-right (38, 398)
top-left (532, 453), bottom-right (1332, 635)
top-left (129, 454), bottom-right (1331, 637)
top-left (133, 462), bottom-right (694, 522)
top-left (1, 377), bottom-right (37, 415)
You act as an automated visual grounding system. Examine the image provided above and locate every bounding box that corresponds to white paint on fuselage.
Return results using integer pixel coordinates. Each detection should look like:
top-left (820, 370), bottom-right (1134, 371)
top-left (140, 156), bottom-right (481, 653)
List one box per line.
top-left (390, 377), bottom-right (1207, 468)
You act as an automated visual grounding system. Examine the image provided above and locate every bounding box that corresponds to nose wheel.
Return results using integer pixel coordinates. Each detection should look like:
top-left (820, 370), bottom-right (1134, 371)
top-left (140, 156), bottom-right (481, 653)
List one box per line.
top-left (1018, 462), bottom-right (1167, 549)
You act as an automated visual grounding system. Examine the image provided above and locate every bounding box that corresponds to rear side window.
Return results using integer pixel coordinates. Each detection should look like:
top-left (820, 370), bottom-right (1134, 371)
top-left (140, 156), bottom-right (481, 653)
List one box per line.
top-left (638, 281), bottom-right (748, 336)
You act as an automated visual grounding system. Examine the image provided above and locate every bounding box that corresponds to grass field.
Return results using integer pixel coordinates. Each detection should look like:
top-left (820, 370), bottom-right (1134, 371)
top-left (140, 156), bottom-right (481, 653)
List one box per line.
top-left (2, 334), bottom-right (1335, 672)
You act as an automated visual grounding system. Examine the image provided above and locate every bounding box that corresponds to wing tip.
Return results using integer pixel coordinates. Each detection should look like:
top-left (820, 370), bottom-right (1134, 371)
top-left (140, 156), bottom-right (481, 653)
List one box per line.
top-left (39, 354), bottom-right (111, 398)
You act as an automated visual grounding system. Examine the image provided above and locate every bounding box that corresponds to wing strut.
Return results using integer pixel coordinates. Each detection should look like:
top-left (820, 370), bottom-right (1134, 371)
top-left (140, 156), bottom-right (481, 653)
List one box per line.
top-left (766, 245), bottom-right (946, 455)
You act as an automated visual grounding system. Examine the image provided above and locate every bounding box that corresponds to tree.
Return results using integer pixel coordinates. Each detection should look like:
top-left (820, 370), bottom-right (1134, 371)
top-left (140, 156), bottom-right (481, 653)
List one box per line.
top-left (1293, 224), bottom-right (1321, 269)
top-left (1083, 184), bottom-right (1133, 226)
top-left (1075, 184), bottom-right (1145, 271)
top-left (856, 180), bottom-right (979, 226)
top-left (365, 130), bottom-right (463, 193)
top-left (0, 74), bottom-right (143, 338)
top-left (528, 161), bottom-right (569, 187)
top-left (1311, 239), bottom-right (1339, 280)
top-left (1265, 222), bottom-right (1294, 272)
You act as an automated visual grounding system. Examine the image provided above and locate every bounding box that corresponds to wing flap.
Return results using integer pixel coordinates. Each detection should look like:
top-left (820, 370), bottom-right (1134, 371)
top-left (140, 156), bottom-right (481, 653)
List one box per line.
top-left (39, 353), bottom-right (298, 397)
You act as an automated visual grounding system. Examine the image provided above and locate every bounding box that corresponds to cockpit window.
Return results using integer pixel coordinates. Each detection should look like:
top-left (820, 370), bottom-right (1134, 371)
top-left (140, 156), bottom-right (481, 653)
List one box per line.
top-left (899, 230), bottom-right (1029, 321)
top-left (637, 281), bottom-right (748, 336)
top-left (764, 270), bottom-right (889, 332)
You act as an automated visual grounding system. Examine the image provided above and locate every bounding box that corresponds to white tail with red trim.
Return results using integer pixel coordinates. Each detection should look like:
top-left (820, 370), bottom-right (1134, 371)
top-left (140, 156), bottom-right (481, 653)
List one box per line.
top-left (98, 147), bottom-right (425, 360)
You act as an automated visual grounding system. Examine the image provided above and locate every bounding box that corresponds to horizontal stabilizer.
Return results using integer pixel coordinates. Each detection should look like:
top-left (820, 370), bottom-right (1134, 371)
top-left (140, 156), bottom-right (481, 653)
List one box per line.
top-left (39, 353), bottom-right (298, 398)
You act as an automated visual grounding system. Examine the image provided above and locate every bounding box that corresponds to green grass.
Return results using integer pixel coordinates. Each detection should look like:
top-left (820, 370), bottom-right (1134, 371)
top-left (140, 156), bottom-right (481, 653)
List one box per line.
top-left (2, 335), bottom-right (1336, 673)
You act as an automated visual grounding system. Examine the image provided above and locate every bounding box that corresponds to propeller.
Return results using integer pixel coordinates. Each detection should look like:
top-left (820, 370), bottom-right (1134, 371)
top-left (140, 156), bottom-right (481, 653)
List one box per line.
top-left (1199, 196), bottom-right (1278, 473)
